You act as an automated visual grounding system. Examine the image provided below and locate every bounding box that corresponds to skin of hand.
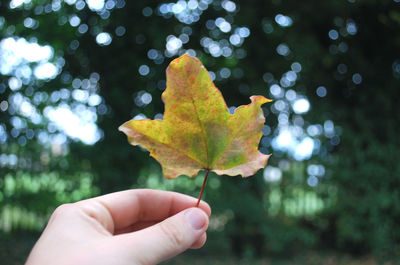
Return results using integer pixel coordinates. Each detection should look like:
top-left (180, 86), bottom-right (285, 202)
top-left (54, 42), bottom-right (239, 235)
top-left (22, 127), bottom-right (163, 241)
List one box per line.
top-left (25, 189), bottom-right (211, 265)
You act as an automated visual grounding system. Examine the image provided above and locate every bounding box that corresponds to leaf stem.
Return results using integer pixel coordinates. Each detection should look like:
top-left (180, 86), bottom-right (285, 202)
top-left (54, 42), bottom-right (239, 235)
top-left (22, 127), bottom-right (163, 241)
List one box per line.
top-left (196, 169), bottom-right (210, 207)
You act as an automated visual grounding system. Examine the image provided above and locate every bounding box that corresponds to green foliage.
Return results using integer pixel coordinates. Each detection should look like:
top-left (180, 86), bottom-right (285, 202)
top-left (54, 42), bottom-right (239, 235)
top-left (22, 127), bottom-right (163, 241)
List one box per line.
top-left (0, 171), bottom-right (98, 232)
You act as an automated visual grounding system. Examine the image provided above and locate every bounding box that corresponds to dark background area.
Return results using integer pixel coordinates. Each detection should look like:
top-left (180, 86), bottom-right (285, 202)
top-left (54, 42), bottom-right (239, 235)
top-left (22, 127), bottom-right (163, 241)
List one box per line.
top-left (1, 0), bottom-right (400, 264)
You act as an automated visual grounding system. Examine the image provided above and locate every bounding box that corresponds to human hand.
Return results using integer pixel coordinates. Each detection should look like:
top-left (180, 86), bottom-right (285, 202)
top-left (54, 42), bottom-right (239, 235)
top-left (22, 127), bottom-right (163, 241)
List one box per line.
top-left (25, 189), bottom-right (210, 265)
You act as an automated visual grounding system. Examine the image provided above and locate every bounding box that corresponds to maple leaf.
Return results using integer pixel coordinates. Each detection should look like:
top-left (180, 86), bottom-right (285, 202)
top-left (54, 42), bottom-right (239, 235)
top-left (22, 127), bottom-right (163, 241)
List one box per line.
top-left (119, 54), bottom-right (271, 181)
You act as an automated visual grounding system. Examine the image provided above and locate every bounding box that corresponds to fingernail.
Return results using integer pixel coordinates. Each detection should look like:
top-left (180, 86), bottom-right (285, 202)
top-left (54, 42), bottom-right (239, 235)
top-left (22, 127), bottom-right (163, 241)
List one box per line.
top-left (185, 208), bottom-right (206, 230)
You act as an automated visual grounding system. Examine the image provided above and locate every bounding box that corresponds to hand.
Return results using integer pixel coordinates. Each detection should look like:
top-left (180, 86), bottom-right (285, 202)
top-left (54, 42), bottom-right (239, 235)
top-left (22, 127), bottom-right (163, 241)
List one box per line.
top-left (25, 189), bottom-right (211, 265)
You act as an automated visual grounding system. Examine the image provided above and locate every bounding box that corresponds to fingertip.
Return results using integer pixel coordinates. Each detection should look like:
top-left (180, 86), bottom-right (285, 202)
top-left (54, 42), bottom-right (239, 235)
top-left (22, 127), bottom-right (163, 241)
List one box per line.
top-left (190, 233), bottom-right (207, 249)
top-left (184, 208), bottom-right (209, 230)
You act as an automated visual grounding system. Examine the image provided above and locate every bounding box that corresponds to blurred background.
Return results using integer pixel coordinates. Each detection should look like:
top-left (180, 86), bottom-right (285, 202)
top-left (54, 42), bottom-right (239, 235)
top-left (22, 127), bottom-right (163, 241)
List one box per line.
top-left (1, 0), bottom-right (400, 264)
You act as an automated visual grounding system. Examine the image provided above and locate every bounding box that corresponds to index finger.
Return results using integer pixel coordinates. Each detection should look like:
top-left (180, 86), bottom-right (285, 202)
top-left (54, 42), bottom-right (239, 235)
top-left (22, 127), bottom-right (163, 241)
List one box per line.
top-left (75, 189), bottom-right (211, 233)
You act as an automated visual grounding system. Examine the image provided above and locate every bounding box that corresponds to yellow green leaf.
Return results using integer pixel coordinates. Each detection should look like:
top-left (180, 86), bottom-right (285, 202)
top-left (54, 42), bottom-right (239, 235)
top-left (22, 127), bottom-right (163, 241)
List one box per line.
top-left (119, 54), bottom-right (271, 179)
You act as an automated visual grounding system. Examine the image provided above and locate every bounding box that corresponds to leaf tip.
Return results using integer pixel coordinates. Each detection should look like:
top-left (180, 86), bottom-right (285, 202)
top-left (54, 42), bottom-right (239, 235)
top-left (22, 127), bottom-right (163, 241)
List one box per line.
top-left (241, 153), bottom-right (271, 178)
top-left (250, 95), bottom-right (273, 105)
top-left (118, 121), bottom-right (131, 134)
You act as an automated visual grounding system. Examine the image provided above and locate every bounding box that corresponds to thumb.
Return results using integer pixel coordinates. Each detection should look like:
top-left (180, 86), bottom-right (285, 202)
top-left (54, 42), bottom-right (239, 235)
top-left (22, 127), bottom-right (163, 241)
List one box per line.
top-left (116, 207), bottom-right (209, 265)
